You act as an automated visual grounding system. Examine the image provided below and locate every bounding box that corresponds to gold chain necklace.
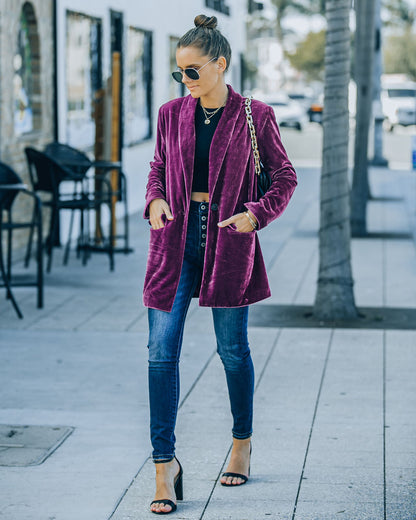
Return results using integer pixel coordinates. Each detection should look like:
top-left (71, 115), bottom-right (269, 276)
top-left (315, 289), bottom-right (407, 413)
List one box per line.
top-left (200, 102), bottom-right (224, 125)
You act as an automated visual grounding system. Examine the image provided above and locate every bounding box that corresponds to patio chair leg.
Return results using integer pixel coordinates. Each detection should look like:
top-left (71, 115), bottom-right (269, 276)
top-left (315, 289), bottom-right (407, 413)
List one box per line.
top-left (24, 205), bottom-right (37, 268)
top-left (7, 210), bottom-right (13, 280)
top-left (47, 206), bottom-right (58, 273)
top-left (123, 179), bottom-right (130, 252)
top-left (63, 209), bottom-right (75, 265)
top-left (36, 201), bottom-right (44, 309)
top-left (0, 224), bottom-right (23, 319)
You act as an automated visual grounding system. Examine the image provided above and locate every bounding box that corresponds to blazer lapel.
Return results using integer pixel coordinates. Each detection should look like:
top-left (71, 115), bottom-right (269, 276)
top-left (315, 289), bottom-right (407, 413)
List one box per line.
top-left (178, 95), bottom-right (198, 204)
top-left (209, 86), bottom-right (244, 194)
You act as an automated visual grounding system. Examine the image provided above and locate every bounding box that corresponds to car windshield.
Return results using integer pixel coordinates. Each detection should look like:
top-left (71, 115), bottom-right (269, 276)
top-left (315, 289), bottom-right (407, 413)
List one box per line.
top-left (269, 102), bottom-right (288, 107)
top-left (387, 89), bottom-right (416, 98)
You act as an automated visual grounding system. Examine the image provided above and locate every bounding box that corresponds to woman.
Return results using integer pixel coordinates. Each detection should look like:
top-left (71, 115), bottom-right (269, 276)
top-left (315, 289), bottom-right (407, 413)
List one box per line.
top-left (144, 14), bottom-right (297, 515)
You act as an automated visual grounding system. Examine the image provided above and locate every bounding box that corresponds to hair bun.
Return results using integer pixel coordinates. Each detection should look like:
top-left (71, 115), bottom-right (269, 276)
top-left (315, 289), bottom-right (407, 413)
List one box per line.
top-left (194, 14), bottom-right (218, 30)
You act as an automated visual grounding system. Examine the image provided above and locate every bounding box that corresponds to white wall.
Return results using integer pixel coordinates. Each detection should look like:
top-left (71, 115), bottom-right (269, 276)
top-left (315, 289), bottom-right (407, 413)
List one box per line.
top-left (56, 0), bottom-right (247, 217)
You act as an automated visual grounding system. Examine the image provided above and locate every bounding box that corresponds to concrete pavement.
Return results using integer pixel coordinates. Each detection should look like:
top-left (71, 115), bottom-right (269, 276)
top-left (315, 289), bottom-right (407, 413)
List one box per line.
top-left (0, 165), bottom-right (415, 519)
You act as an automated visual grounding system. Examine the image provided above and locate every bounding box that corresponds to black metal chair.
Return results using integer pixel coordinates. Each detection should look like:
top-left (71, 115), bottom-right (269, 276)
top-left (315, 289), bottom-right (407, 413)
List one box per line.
top-left (25, 144), bottom-right (130, 272)
top-left (0, 162), bottom-right (43, 319)
top-left (44, 141), bottom-right (92, 178)
top-left (41, 142), bottom-right (131, 271)
top-left (25, 147), bottom-right (93, 272)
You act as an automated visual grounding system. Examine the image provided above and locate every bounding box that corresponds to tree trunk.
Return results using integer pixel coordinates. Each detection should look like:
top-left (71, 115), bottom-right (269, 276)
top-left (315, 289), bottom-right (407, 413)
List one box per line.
top-left (314, 0), bottom-right (358, 320)
top-left (350, 0), bottom-right (376, 236)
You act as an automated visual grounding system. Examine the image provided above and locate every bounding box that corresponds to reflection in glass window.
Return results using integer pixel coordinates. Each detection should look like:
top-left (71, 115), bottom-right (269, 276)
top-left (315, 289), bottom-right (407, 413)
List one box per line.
top-left (66, 11), bottom-right (102, 149)
top-left (169, 36), bottom-right (185, 100)
top-left (14, 3), bottom-right (40, 136)
top-left (205, 0), bottom-right (230, 15)
top-left (125, 27), bottom-right (152, 145)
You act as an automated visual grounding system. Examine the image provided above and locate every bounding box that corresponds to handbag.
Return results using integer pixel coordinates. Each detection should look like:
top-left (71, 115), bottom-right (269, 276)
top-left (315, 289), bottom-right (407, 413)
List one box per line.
top-left (244, 96), bottom-right (272, 199)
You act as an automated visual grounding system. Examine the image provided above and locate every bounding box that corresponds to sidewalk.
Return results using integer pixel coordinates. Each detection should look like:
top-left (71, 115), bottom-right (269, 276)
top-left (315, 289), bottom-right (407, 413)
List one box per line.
top-left (0, 165), bottom-right (415, 520)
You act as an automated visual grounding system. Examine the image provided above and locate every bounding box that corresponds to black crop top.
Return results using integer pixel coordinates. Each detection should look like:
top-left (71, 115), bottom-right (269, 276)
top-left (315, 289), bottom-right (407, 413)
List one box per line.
top-left (192, 102), bottom-right (224, 193)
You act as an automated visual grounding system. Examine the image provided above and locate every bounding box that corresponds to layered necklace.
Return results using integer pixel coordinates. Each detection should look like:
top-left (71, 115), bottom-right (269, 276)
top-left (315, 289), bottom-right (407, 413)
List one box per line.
top-left (200, 99), bottom-right (226, 125)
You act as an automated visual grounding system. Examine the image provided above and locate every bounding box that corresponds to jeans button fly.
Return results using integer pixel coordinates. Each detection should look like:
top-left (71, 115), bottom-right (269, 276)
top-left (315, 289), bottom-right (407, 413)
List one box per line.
top-left (201, 216), bottom-right (207, 221)
top-left (202, 224), bottom-right (207, 230)
top-left (201, 204), bottom-right (206, 210)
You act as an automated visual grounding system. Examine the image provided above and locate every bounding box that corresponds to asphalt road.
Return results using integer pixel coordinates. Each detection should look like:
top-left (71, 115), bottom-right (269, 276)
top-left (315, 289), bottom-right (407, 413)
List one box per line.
top-left (280, 121), bottom-right (416, 170)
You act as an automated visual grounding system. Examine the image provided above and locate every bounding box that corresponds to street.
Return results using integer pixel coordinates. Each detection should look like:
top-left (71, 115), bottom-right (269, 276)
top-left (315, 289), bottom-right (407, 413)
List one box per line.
top-left (280, 121), bottom-right (415, 170)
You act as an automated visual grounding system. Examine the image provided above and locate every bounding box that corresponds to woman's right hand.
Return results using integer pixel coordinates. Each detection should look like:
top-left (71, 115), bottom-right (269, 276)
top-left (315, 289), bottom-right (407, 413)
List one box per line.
top-left (149, 198), bottom-right (174, 229)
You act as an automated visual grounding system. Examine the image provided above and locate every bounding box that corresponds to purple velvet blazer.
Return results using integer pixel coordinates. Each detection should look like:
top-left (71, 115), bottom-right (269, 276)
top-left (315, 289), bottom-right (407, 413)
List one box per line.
top-left (143, 85), bottom-right (297, 312)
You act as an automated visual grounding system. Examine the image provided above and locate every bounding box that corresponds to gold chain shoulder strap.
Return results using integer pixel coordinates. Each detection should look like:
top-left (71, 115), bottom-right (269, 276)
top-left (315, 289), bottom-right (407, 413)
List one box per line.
top-left (244, 96), bottom-right (261, 177)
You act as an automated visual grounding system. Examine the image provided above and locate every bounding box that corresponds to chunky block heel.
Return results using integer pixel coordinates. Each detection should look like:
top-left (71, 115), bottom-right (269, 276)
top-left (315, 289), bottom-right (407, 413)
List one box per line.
top-left (174, 463), bottom-right (183, 500)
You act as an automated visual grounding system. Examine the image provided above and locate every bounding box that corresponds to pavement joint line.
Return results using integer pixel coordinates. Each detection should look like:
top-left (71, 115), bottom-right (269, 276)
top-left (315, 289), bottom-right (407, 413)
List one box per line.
top-left (199, 442), bottom-right (233, 520)
top-left (73, 294), bottom-right (120, 331)
top-left (254, 328), bottom-right (282, 393)
top-left (199, 328), bottom-right (282, 519)
top-left (125, 307), bottom-right (147, 332)
top-left (0, 291), bottom-right (32, 318)
top-left (108, 348), bottom-right (217, 520)
top-left (21, 293), bottom-right (75, 330)
top-left (292, 246), bottom-right (318, 304)
top-left (266, 191), bottom-right (319, 272)
top-left (107, 457), bottom-right (149, 520)
top-left (291, 329), bottom-right (334, 520)
top-left (265, 234), bottom-right (289, 272)
top-left (382, 331), bottom-right (387, 520)
top-left (382, 234), bottom-right (387, 309)
top-left (178, 349), bottom-right (217, 413)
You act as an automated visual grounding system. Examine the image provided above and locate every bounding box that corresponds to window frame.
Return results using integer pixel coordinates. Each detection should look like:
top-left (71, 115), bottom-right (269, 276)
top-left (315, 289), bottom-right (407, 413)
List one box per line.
top-left (13, 2), bottom-right (42, 137)
top-left (65, 10), bottom-right (103, 151)
top-left (205, 0), bottom-right (231, 15)
top-left (124, 25), bottom-right (153, 147)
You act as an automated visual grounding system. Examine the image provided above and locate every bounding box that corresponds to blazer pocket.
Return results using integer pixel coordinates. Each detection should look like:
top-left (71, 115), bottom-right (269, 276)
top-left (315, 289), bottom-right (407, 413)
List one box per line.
top-left (225, 226), bottom-right (256, 238)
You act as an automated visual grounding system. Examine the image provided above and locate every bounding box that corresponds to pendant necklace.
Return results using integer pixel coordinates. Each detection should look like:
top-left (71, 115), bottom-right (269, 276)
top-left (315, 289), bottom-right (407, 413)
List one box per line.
top-left (200, 101), bottom-right (224, 125)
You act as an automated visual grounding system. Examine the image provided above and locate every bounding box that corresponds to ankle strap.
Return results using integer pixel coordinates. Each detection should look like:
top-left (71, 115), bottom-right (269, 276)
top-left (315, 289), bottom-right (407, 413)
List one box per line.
top-left (153, 457), bottom-right (175, 464)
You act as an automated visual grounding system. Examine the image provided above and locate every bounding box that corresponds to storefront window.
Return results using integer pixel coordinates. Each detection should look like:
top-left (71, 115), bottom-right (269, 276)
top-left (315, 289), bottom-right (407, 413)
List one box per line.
top-left (205, 0), bottom-right (230, 15)
top-left (14, 2), bottom-right (41, 136)
top-left (66, 11), bottom-right (102, 149)
top-left (125, 27), bottom-right (152, 145)
top-left (169, 36), bottom-right (185, 100)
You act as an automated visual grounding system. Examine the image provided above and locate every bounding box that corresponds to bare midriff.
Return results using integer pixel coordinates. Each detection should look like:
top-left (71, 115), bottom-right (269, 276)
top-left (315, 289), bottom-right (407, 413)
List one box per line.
top-left (191, 191), bottom-right (209, 202)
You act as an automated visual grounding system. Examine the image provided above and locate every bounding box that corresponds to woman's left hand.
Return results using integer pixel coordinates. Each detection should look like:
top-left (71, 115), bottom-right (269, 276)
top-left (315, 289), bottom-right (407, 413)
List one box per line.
top-left (218, 210), bottom-right (257, 232)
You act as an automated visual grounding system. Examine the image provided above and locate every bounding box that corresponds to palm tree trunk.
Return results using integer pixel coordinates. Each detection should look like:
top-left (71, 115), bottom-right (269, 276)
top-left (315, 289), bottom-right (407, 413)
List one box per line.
top-left (314, 0), bottom-right (358, 320)
top-left (350, 0), bottom-right (376, 236)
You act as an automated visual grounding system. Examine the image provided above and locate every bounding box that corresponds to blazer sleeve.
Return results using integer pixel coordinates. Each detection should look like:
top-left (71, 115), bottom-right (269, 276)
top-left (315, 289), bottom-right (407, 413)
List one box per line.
top-left (143, 107), bottom-right (167, 219)
top-left (244, 105), bottom-right (297, 230)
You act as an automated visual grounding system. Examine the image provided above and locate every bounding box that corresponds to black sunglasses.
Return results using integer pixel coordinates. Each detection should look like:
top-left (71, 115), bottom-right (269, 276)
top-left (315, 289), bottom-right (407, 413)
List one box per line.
top-left (172, 57), bottom-right (218, 83)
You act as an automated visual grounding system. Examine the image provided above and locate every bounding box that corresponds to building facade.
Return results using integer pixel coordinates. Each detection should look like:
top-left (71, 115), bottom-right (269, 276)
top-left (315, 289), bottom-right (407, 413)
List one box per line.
top-left (0, 0), bottom-right (55, 244)
top-left (55, 0), bottom-right (247, 218)
top-left (0, 0), bottom-right (247, 247)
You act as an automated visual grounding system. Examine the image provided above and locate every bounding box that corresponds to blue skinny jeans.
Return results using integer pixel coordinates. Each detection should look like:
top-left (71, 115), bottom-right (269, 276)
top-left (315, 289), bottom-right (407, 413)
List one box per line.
top-left (148, 200), bottom-right (255, 462)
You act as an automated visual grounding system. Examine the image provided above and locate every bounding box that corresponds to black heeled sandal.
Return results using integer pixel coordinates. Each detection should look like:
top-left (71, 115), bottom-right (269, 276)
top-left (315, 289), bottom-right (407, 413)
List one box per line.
top-left (221, 442), bottom-right (251, 487)
top-left (150, 457), bottom-right (183, 515)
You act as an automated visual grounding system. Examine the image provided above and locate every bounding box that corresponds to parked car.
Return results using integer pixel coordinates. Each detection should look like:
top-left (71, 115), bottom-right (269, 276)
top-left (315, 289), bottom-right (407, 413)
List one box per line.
top-left (308, 100), bottom-right (323, 124)
top-left (381, 81), bottom-right (416, 131)
top-left (287, 92), bottom-right (314, 111)
top-left (307, 81), bottom-right (356, 124)
top-left (266, 95), bottom-right (307, 131)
